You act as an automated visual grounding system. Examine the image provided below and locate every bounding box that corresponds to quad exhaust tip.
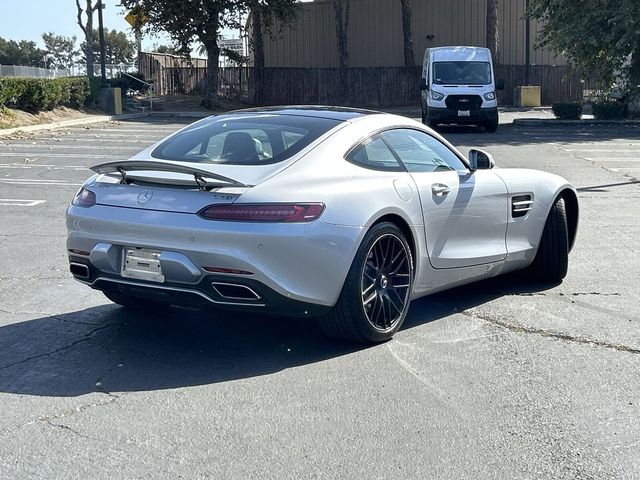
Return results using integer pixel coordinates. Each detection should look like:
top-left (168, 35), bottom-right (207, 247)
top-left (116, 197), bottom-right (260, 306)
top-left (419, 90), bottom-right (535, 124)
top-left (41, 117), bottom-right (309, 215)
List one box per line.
top-left (211, 282), bottom-right (261, 302)
top-left (69, 262), bottom-right (90, 279)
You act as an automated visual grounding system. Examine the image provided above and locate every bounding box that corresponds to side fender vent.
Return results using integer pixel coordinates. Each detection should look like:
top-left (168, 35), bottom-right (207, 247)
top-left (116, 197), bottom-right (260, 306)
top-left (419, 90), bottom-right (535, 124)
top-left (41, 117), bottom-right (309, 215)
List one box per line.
top-left (512, 194), bottom-right (533, 218)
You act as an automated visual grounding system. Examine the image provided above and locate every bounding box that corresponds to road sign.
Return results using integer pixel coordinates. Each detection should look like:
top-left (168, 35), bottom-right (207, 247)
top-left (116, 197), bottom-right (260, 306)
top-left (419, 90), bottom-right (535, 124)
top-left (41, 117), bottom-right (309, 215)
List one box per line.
top-left (125, 9), bottom-right (148, 29)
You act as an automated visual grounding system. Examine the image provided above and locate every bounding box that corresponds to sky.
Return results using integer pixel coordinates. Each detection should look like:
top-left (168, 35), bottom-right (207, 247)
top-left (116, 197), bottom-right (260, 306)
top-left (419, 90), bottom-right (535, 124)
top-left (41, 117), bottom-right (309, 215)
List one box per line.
top-left (0, 0), bottom-right (239, 57)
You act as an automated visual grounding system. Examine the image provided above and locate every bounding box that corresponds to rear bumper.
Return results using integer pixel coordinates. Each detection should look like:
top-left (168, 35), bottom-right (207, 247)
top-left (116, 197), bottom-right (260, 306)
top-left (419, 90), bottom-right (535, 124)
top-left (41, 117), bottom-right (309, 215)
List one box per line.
top-left (66, 203), bottom-right (365, 311)
top-left (427, 107), bottom-right (498, 125)
top-left (68, 254), bottom-right (332, 317)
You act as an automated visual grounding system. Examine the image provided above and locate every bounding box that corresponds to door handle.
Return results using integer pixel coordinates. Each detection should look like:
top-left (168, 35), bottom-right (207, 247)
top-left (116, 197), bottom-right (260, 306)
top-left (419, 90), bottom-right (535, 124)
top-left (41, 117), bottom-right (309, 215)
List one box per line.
top-left (431, 183), bottom-right (450, 197)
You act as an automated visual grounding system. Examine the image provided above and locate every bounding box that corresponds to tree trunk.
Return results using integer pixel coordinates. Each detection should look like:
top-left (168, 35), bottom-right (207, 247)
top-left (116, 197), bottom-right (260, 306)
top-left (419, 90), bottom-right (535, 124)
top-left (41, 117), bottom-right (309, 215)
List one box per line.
top-left (400, 0), bottom-right (415, 67)
top-left (486, 0), bottom-right (499, 64)
top-left (333, 0), bottom-right (350, 69)
top-left (204, 39), bottom-right (220, 109)
top-left (251, 3), bottom-right (265, 105)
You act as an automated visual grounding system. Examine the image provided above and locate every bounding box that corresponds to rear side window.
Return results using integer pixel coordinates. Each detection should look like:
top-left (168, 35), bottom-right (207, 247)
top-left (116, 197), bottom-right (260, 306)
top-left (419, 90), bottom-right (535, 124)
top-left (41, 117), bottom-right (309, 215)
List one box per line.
top-left (152, 115), bottom-right (341, 165)
top-left (346, 135), bottom-right (403, 171)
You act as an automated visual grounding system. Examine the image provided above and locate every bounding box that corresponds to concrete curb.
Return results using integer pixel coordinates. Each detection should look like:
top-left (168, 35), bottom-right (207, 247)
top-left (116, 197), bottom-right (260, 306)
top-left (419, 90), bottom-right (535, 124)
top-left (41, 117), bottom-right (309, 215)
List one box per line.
top-left (0, 113), bottom-right (147, 137)
top-left (513, 118), bottom-right (640, 127)
top-left (0, 111), bottom-right (220, 138)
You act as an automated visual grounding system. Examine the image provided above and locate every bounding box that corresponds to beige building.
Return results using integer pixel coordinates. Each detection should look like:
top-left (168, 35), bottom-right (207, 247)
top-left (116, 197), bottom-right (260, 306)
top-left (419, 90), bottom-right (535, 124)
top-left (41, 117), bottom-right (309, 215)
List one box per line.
top-left (260, 0), bottom-right (566, 68)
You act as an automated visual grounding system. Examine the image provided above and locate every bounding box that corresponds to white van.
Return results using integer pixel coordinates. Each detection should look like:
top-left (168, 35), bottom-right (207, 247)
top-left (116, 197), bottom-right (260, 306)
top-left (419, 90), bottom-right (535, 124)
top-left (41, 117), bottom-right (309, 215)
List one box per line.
top-left (420, 46), bottom-right (504, 132)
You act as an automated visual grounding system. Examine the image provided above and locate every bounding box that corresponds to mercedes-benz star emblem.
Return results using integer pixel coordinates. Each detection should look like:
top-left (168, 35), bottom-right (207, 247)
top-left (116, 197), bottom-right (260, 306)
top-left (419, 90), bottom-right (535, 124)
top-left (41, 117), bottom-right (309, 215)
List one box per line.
top-left (137, 190), bottom-right (153, 204)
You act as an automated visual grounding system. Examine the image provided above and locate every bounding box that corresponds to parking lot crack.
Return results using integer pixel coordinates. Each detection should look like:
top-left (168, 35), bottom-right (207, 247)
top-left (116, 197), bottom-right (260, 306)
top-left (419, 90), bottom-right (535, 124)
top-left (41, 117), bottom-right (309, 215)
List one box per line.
top-left (44, 420), bottom-right (99, 441)
top-left (0, 392), bottom-right (124, 440)
top-left (0, 323), bottom-right (121, 370)
top-left (459, 309), bottom-right (640, 355)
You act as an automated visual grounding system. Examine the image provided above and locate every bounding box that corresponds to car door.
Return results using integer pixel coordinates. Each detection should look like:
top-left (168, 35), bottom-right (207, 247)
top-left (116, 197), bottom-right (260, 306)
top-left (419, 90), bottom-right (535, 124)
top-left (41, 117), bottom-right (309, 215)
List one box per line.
top-left (382, 128), bottom-right (508, 269)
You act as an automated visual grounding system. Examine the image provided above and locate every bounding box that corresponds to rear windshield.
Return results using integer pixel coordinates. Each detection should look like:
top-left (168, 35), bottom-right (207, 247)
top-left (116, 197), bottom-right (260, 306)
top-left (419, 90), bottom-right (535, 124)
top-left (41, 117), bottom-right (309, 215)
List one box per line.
top-left (433, 61), bottom-right (491, 85)
top-left (152, 114), bottom-right (341, 165)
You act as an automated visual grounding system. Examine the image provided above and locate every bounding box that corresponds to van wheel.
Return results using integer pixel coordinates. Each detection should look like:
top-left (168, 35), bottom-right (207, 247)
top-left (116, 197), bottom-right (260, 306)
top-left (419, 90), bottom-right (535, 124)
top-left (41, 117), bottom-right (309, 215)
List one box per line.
top-left (485, 119), bottom-right (498, 133)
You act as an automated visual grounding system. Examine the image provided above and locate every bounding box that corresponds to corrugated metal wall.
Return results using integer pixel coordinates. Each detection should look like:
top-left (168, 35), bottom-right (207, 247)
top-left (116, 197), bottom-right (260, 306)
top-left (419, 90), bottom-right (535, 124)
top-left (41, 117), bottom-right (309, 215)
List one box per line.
top-left (262, 0), bottom-right (567, 67)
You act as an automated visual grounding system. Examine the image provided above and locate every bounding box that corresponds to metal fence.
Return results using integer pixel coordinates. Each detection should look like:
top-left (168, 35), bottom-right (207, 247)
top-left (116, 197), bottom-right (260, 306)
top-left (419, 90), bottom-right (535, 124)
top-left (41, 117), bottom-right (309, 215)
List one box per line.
top-left (0, 63), bottom-right (137, 79)
top-left (0, 65), bottom-right (70, 78)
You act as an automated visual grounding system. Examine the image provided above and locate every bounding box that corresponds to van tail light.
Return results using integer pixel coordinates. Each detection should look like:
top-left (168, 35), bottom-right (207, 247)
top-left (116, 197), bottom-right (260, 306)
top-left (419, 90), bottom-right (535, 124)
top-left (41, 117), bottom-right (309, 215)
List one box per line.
top-left (72, 188), bottom-right (96, 207)
top-left (198, 203), bottom-right (325, 222)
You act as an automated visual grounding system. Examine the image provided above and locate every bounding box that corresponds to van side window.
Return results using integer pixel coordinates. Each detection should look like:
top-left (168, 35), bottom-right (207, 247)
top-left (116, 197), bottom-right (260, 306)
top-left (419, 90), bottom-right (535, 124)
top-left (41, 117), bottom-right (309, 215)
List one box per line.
top-left (346, 135), bottom-right (403, 171)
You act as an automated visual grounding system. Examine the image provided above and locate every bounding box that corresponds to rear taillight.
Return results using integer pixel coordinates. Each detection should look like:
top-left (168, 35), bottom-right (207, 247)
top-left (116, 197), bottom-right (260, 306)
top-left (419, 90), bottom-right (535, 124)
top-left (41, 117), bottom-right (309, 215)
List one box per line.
top-left (199, 203), bottom-right (325, 222)
top-left (72, 188), bottom-right (96, 207)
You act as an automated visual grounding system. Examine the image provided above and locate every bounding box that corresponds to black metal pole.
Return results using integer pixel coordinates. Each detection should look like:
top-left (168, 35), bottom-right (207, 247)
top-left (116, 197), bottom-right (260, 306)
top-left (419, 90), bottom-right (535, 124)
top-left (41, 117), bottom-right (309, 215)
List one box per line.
top-left (97, 0), bottom-right (107, 86)
top-left (525, 0), bottom-right (531, 85)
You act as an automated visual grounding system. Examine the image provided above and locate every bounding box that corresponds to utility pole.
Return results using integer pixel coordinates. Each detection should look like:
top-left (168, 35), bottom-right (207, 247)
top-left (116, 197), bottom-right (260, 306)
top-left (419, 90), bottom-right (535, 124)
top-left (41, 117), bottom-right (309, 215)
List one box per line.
top-left (97, 0), bottom-right (107, 85)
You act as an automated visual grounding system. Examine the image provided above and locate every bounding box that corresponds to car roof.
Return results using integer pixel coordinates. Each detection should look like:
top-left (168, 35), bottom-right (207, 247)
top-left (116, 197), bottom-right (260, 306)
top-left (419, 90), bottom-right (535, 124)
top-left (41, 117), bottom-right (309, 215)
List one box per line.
top-left (227, 105), bottom-right (381, 121)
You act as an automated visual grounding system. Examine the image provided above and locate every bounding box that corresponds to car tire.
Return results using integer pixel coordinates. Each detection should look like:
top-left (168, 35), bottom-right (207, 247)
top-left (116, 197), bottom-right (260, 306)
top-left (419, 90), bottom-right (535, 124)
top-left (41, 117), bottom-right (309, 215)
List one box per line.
top-left (103, 290), bottom-right (167, 311)
top-left (485, 118), bottom-right (499, 133)
top-left (320, 222), bottom-right (414, 344)
top-left (529, 197), bottom-right (569, 282)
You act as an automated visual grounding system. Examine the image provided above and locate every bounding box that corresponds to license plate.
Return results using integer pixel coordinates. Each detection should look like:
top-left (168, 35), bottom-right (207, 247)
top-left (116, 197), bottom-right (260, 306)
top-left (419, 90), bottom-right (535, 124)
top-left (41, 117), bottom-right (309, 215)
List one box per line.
top-left (121, 247), bottom-right (165, 283)
top-left (458, 110), bottom-right (471, 117)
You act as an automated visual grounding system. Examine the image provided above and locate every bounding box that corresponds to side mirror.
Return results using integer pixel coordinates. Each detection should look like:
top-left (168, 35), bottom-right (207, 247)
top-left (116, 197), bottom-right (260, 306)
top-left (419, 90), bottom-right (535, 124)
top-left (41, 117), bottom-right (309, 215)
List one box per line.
top-left (495, 79), bottom-right (505, 91)
top-left (469, 149), bottom-right (495, 170)
top-left (419, 78), bottom-right (428, 91)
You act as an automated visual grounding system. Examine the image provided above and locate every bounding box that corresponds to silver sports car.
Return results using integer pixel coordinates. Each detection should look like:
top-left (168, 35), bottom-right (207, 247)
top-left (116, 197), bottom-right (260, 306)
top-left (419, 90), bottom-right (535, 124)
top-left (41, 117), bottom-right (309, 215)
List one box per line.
top-left (66, 106), bottom-right (578, 343)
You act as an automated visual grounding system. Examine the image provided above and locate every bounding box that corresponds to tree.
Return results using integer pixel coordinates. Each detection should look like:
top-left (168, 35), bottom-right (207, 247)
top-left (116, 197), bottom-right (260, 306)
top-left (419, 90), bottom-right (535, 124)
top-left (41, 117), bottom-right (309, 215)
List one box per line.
top-left (0, 38), bottom-right (45, 66)
top-left (249, 0), bottom-right (298, 104)
top-left (75, 0), bottom-right (100, 76)
top-left (332, 0), bottom-right (350, 69)
top-left (528, 0), bottom-right (639, 92)
top-left (399, 0), bottom-right (414, 67)
top-left (42, 33), bottom-right (79, 69)
top-left (81, 29), bottom-right (136, 64)
top-left (486, 0), bottom-right (499, 63)
top-left (120, 0), bottom-right (298, 108)
top-left (152, 44), bottom-right (179, 55)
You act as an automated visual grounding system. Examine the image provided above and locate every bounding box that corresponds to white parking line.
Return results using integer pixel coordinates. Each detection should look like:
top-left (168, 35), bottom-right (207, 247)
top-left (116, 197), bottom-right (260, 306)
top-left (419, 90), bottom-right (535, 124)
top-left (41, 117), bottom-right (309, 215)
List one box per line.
top-left (0, 152), bottom-right (117, 159)
top-left (584, 158), bottom-right (640, 162)
top-left (0, 198), bottom-right (47, 206)
top-left (0, 144), bottom-right (141, 151)
top-left (562, 148), bottom-right (640, 152)
top-left (0, 163), bottom-right (88, 170)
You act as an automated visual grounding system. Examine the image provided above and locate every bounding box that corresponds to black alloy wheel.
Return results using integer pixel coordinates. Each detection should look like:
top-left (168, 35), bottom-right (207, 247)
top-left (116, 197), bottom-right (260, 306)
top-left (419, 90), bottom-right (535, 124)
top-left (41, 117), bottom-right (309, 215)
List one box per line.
top-left (361, 233), bottom-right (412, 331)
top-left (320, 222), bottom-right (414, 343)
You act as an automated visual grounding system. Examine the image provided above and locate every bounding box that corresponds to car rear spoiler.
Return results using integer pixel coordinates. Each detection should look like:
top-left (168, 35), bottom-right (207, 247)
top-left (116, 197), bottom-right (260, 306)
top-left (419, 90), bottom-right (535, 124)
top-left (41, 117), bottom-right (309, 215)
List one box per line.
top-left (91, 160), bottom-right (249, 189)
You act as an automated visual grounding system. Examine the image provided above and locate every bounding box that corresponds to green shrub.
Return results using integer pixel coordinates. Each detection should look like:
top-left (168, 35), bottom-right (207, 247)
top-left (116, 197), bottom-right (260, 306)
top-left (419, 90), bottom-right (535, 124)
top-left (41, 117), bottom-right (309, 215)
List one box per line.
top-left (85, 76), bottom-right (103, 107)
top-left (0, 77), bottom-right (28, 108)
top-left (0, 76), bottom-right (96, 112)
top-left (592, 101), bottom-right (625, 119)
top-left (58, 77), bottom-right (91, 108)
top-left (18, 79), bottom-right (57, 111)
top-left (552, 102), bottom-right (582, 120)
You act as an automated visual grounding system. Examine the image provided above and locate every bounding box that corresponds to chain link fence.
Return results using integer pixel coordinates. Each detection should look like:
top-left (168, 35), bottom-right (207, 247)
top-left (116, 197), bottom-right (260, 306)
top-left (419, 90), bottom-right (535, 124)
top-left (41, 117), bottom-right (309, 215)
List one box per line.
top-left (0, 63), bottom-right (137, 79)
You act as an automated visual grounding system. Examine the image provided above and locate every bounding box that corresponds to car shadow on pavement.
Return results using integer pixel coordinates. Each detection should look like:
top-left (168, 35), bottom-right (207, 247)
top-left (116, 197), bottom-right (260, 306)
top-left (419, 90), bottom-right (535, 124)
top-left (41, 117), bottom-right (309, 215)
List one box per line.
top-left (0, 273), bottom-right (556, 397)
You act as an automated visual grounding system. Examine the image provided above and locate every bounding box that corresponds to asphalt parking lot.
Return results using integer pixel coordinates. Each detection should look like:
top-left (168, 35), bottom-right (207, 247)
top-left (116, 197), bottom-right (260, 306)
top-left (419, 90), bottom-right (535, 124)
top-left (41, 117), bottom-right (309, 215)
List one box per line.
top-left (1, 114), bottom-right (639, 479)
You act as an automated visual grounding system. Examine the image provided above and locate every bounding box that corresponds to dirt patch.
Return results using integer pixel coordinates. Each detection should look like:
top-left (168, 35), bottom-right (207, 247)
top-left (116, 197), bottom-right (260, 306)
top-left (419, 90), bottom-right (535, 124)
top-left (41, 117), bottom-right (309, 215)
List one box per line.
top-left (0, 106), bottom-right (103, 129)
top-left (136, 94), bottom-right (249, 113)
